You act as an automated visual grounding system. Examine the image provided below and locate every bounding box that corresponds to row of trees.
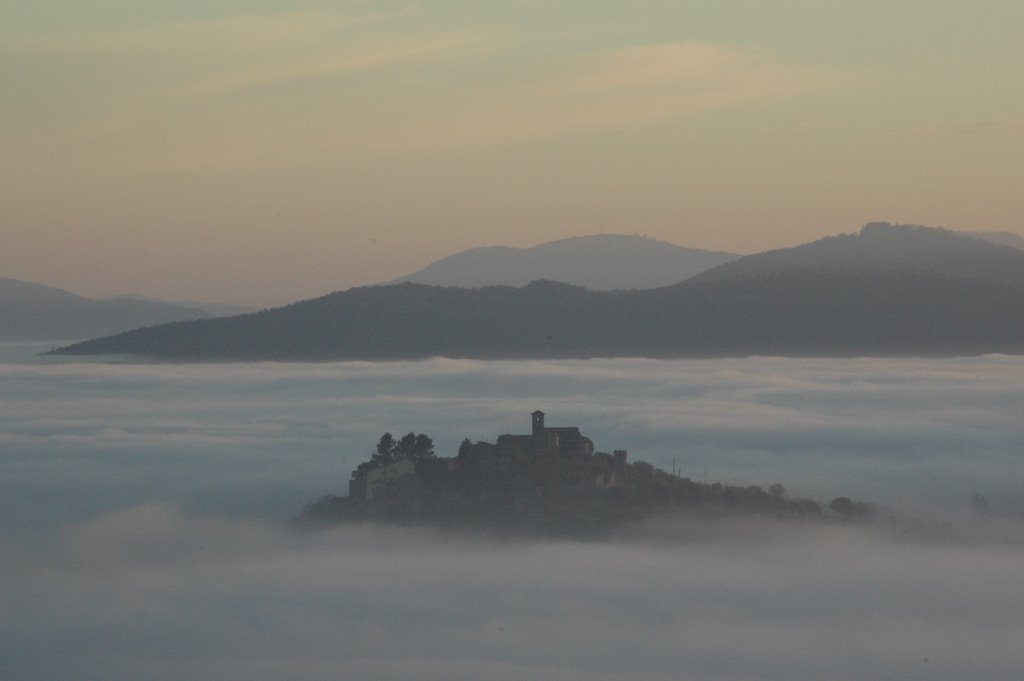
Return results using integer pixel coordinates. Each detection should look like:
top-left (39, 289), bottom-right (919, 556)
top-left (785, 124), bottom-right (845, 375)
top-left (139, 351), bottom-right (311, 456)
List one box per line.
top-left (349, 432), bottom-right (436, 484)
top-left (371, 432), bottom-right (435, 466)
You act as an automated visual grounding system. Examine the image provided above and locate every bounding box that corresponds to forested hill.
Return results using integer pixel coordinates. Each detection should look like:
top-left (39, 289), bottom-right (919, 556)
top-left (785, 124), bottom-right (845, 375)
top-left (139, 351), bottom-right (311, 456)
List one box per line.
top-left (691, 223), bottom-right (1024, 289)
top-left (50, 271), bottom-right (1024, 360)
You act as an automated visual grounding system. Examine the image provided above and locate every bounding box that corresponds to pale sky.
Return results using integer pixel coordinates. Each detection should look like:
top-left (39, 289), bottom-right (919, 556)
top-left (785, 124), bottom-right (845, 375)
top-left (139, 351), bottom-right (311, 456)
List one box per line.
top-left (2, 0), bottom-right (1022, 306)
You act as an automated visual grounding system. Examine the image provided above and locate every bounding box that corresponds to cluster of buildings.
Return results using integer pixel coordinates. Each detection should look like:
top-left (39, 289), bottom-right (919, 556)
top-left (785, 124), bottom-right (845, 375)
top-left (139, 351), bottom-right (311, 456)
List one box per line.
top-left (488, 410), bottom-right (594, 459)
top-left (350, 410), bottom-right (628, 501)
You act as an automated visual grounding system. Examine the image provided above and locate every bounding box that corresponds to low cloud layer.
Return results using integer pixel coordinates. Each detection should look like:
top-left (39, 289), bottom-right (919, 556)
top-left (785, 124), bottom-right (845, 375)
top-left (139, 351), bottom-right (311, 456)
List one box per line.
top-left (3, 348), bottom-right (1024, 678)
top-left (2, 506), bottom-right (1022, 680)
top-left (3, 350), bottom-right (1024, 539)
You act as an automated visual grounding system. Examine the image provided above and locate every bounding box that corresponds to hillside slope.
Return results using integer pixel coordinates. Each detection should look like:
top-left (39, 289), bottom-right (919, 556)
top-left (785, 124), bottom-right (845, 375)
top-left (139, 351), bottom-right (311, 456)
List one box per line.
top-left (50, 271), bottom-right (1024, 360)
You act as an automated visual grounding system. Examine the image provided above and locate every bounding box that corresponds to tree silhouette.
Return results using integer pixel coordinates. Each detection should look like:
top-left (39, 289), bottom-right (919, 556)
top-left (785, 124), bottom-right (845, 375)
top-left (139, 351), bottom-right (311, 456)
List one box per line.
top-left (829, 497), bottom-right (853, 519)
top-left (830, 496), bottom-right (877, 520)
top-left (373, 433), bottom-right (396, 465)
top-left (412, 433), bottom-right (435, 461)
top-left (373, 431), bottom-right (436, 463)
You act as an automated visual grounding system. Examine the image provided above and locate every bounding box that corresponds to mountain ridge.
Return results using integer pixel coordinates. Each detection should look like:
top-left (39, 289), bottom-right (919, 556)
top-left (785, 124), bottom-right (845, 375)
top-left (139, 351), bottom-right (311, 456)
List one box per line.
top-left (0, 277), bottom-right (217, 340)
top-left (392, 233), bottom-right (740, 290)
top-left (44, 223), bottom-right (1024, 359)
top-left (691, 222), bottom-right (1024, 289)
top-left (49, 269), bottom-right (1024, 360)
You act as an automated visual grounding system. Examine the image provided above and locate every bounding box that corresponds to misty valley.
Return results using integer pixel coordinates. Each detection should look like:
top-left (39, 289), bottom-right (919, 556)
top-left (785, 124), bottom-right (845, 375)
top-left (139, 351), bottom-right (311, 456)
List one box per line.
top-left (3, 346), bottom-right (1023, 680)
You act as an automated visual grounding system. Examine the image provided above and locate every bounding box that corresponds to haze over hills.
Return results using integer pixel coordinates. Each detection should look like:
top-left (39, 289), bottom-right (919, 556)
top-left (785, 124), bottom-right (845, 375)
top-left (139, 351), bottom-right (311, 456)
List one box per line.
top-left (50, 273), bottom-right (1024, 361)
top-left (391, 234), bottom-right (740, 289)
top-left (46, 223), bottom-right (1024, 360)
top-left (692, 222), bottom-right (1024, 289)
top-left (101, 294), bottom-right (256, 318)
top-left (0, 277), bottom-right (218, 340)
top-left (957, 230), bottom-right (1024, 250)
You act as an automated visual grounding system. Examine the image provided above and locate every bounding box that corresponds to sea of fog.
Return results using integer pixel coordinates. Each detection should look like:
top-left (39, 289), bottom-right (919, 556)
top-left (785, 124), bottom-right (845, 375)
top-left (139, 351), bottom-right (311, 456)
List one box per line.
top-left (2, 342), bottom-right (1023, 679)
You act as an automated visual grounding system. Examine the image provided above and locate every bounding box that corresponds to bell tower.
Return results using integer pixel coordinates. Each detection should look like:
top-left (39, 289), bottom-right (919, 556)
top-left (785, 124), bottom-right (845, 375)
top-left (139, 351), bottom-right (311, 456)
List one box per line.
top-left (531, 410), bottom-right (545, 439)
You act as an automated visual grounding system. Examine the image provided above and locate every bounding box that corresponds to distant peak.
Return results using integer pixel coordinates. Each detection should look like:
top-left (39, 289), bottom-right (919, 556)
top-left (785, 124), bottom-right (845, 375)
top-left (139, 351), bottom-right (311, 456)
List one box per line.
top-left (860, 221), bottom-right (892, 234)
top-left (391, 233), bottom-right (740, 291)
top-left (859, 222), bottom-right (953, 238)
top-left (522, 278), bottom-right (586, 290)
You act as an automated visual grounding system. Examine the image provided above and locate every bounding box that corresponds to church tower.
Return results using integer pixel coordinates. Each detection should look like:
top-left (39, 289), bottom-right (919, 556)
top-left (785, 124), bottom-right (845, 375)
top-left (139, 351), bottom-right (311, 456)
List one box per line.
top-left (531, 410), bottom-right (545, 439)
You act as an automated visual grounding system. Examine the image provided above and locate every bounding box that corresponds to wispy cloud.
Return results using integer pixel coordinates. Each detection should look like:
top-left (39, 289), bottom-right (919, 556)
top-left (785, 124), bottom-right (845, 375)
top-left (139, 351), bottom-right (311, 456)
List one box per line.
top-left (2, 17), bottom-right (846, 179)
top-left (3, 6), bottom-right (491, 99)
top-left (5, 9), bottom-right (408, 55)
top-left (166, 34), bottom-right (492, 98)
top-left (347, 40), bottom-right (848, 153)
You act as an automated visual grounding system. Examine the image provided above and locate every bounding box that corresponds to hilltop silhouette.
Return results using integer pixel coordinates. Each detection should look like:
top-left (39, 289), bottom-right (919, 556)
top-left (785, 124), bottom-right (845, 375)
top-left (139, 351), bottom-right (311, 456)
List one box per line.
top-left (691, 222), bottom-right (1024, 290)
top-left (300, 412), bottom-right (872, 536)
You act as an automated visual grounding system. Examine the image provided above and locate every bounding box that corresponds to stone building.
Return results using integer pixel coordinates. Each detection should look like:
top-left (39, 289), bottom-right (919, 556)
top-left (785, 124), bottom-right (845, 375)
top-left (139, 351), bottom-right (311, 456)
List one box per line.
top-left (364, 458), bottom-right (416, 500)
top-left (495, 410), bottom-right (594, 458)
top-left (351, 411), bottom-right (603, 501)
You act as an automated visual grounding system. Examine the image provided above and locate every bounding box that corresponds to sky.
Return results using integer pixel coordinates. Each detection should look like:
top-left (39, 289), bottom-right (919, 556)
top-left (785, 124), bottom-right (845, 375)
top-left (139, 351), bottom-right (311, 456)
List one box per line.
top-left (2, 349), bottom-right (1024, 679)
top-left (3, 1), bottom-right (1023, 306)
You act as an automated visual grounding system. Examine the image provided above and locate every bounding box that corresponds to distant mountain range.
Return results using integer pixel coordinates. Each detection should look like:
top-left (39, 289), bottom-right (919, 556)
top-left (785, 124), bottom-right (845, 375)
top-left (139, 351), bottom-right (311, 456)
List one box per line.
top-left (391, 234), bottom-right (740, 289)
top-left (0, 278), bottom-right (243, 341)
top-left (49, 223), bottom-right (1024, 360)
top-left (14, 226), bottom-right (1022, 347)
top-left (48, 271), bottom-right (1024, 360)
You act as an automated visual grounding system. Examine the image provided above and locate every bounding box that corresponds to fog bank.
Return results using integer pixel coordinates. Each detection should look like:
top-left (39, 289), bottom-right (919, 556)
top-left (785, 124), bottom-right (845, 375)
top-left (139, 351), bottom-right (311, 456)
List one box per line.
top-left (3, 351), bottom-right (1024, 540)
top-left (2, 507), bottom-right (1021, 681)
top-left (3, 349), bottom-right (1024, 678)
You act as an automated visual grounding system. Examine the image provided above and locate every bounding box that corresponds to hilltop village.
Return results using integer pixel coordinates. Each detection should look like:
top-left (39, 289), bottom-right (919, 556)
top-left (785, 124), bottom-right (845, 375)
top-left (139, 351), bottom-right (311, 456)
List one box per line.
top-left (301, 412), bottom-right (867, 535)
